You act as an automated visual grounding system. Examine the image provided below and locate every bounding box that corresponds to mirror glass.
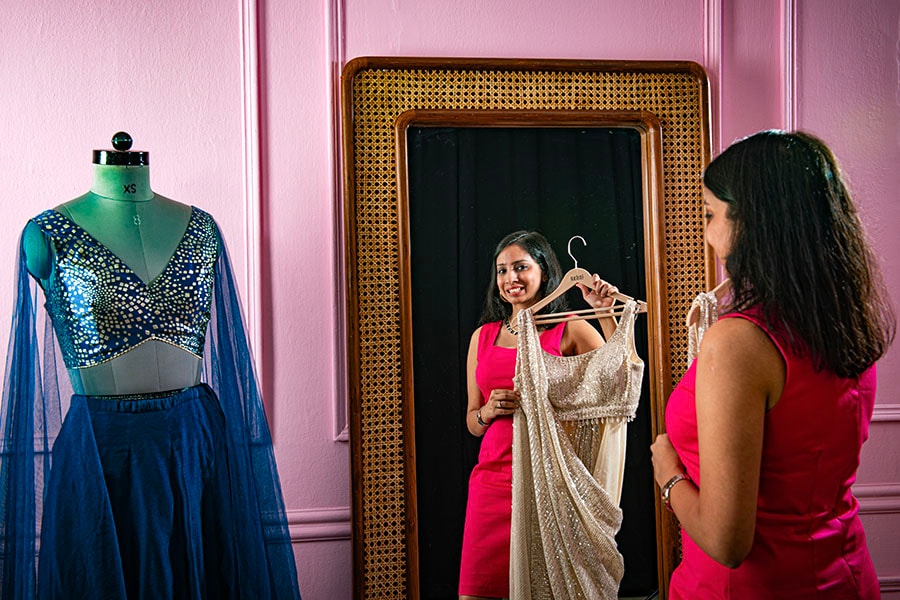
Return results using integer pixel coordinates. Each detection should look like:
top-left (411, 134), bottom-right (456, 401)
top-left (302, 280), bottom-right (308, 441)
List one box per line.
top-left (405, 124), bottom-right (658, 598)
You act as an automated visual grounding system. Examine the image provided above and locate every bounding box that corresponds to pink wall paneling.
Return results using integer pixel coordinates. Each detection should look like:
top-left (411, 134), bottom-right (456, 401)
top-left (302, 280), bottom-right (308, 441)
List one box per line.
top-left (1, 0), bottom-right (899, 597)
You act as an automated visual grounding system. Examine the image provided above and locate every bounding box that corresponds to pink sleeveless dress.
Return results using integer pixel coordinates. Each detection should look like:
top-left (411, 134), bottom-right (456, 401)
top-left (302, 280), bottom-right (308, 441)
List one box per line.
top-left (458, 320), bottom-right (565, 597)
top-left (665, 309), bottom-right (880, 599)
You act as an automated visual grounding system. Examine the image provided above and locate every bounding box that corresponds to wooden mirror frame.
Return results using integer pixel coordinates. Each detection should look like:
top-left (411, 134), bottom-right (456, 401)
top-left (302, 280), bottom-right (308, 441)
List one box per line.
top-left (341, 57), bottom-right (713, 600)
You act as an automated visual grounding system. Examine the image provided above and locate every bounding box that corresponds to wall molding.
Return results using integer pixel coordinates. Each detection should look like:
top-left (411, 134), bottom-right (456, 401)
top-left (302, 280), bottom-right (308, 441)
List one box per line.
top-left (781, 0), bottom-right (798, 130)
top-left (328, 0), bottom-right (349, 442)
top-left (880, 575), bottom-right (900, 593)
top-left (240, 0), bottom-right (263, 364)
top-left (854, 483), bottom-right (900, 515)
top-left (854, 483), bottom-right (900, 596)
top-left (703, 0), bottom-right (723, 154)
top-left (872, 403), bottom-right (900, 422)
top-left (288, 507), bottom-right (352, 542)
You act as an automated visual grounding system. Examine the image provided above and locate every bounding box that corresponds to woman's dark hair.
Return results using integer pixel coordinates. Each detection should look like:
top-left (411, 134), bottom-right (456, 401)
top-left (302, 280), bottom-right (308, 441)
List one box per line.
top-left (704, 129), bottom-right (895, 377)
top-left (478, 230), bottom-right (567, 325)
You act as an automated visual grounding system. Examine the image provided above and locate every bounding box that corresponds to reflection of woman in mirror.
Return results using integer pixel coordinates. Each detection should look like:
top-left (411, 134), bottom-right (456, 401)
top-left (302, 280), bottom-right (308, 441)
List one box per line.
top-left (651, 131), bottom-right (895, 599)
top-left (458, 230), bottom-right (619, 600)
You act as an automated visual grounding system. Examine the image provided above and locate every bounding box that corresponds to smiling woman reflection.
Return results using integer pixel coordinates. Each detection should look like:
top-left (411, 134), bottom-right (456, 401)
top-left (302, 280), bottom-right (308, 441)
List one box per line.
top-left (459, 231), bottom-right (619, 600)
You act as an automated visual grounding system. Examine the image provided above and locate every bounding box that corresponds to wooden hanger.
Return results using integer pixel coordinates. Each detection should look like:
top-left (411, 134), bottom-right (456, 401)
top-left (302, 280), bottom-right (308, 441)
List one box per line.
top-left (685, 278), bottom-right (731, 328)
top-left (530, 236), bottom-right (647, 324)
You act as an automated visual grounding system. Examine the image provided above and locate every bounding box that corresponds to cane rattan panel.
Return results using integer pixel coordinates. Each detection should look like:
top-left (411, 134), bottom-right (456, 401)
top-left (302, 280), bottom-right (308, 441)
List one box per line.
top-left (342, 57), bottom-right (712, 599)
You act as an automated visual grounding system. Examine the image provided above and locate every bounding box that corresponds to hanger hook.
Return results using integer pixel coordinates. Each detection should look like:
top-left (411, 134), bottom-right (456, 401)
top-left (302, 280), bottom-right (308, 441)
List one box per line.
top-left (567, 235), bottom-right (586, 269)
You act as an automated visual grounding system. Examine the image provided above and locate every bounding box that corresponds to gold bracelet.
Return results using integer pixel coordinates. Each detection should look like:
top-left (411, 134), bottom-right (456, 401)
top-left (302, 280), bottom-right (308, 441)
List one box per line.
top-left (662, 472), bottom-right (691, 512)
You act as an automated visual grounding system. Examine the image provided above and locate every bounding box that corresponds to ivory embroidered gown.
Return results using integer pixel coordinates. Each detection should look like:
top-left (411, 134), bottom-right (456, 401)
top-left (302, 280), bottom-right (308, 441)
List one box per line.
top-left (510, 301), bottom-right (644, 600)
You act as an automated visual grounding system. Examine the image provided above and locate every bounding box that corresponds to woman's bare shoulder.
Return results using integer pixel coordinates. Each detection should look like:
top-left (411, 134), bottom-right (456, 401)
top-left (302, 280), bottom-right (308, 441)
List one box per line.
top-left (560, 319), bottom-right (604, 355)
top-left (701, 316), bottom-right (774, 354)
top-left (699, 316), bottom-right (784, 390)
top-left (468, 324), bottom-right (485, 349)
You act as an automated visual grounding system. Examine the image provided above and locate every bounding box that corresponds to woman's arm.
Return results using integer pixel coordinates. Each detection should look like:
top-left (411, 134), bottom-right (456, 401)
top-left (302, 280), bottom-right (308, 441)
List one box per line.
top-left (562, 276), bottom-right (619, 355)
top-left (560, 319), bottom-right (605, 356)
top-left (465, 327), bottom-right (520, 435)
top-left (465, 328), bottom-right (487, 436)
top-left (652, 317), bottom-right (784, 567)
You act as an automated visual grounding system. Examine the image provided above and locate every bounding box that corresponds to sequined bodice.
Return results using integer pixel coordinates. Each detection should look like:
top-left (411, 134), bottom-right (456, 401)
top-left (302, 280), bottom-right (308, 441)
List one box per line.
top-left (528, 301), bottom-right (644, 423)
top-left (31, 207), bottom-right (219, 369)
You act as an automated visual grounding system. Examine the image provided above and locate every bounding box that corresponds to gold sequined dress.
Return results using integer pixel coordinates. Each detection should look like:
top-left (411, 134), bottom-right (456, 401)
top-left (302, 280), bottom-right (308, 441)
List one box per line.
top-left (510, 301), bottom-right (644, 599)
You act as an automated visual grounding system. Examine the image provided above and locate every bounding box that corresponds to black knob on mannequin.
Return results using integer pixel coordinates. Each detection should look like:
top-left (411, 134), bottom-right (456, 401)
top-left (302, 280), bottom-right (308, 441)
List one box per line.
top-left (93, 131), bottom-right (149, 166)
top-left (111, 131), bottom-right (133, 152)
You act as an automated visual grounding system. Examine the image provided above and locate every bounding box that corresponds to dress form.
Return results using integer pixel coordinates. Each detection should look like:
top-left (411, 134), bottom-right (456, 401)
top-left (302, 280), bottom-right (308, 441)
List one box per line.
top-left (22, 132), bottom-right (202, 395)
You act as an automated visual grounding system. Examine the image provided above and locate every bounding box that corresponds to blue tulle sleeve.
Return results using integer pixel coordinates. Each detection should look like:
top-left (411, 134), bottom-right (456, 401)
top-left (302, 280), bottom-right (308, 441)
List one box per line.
top-left (0, 236), bottom-right (64, 599)
top-left (0, 239), bottom-right (38, 598)
top-left (203, 232), bottom-right (301, 599)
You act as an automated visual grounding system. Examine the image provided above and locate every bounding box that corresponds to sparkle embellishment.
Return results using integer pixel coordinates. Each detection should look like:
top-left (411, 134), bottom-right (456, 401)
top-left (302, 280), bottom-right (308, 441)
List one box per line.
top-left (32, 207), bottom-right (220, 369)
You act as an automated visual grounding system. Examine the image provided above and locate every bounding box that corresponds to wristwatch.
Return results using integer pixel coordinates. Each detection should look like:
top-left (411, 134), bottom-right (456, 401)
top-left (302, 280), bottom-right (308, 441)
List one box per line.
top-left (662, 472), bottom-right (691, 513)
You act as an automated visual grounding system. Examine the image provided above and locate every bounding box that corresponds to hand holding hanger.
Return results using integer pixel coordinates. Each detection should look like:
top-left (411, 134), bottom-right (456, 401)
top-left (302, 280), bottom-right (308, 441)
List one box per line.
top-left (531, 235), bottom-right (648, 325)
top-left (577, 274), bottom-right (620, 311)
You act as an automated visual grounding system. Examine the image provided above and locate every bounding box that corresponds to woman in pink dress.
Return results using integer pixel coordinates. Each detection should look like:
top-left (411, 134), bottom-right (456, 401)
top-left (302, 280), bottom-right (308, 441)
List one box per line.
top-left (651, 130), bottom-right (896, 599)
top-left (458, 230), bottom-right (619, 599)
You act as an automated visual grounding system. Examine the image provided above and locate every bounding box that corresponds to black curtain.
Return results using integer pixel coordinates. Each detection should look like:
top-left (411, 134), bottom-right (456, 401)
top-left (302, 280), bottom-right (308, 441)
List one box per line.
top-left (408, 126), bottom-right (657, 599)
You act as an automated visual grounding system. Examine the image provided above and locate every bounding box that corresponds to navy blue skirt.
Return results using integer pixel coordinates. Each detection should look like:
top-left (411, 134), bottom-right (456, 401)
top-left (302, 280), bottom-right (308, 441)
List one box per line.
top-left (37, 384), bottom-right (286, 599)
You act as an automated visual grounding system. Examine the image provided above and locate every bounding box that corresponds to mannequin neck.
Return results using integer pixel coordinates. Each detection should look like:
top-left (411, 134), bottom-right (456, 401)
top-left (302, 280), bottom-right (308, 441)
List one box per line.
top-left (90, 164), bottom-right (154, 202)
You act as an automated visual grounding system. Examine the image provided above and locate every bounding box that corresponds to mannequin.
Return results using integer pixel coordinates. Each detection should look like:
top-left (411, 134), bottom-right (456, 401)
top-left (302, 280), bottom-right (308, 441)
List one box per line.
top-left (22, 134), bottom-right (200, 395)
top-left (1, 132), bottom-right (301, 599)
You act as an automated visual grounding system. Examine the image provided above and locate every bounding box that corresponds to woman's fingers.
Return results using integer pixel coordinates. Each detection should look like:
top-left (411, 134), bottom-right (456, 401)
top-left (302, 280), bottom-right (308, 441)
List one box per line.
top-left (488, 389), bottom-right (520, 416)
top-left (583, 276), bottom-right (619, 308)
top-left (490, 389), bottom-right (520, 401)
top-left (593, 276), bottom-right (619, 296)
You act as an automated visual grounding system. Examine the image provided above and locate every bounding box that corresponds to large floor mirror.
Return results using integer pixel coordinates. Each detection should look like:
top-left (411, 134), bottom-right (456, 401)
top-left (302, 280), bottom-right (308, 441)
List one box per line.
top-left (341, 58), bottom-right (713, 600)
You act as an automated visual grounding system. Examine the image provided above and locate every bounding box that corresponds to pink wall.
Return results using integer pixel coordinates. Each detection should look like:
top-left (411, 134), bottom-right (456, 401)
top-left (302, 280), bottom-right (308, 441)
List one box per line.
top-left (797, 2), bottom-right (900, 590)
top-left (1, 1), bottom-right (897, 597)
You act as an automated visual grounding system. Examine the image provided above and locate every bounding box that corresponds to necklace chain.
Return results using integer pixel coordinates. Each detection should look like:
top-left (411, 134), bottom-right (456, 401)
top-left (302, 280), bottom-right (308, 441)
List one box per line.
top-left (504, 317), bottom-right (518, 336)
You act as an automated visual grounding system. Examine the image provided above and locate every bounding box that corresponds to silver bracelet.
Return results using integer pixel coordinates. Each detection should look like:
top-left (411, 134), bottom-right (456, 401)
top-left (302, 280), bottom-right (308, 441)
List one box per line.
top-left (662, 472), bottom-right (691, 512)
top-left (476, 408), bottom-right (490, 427)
